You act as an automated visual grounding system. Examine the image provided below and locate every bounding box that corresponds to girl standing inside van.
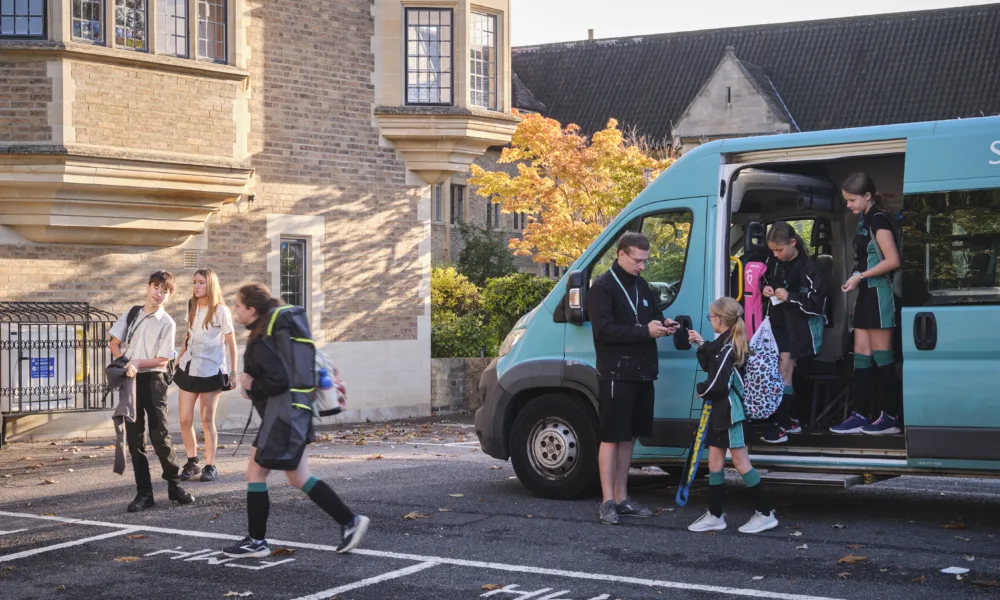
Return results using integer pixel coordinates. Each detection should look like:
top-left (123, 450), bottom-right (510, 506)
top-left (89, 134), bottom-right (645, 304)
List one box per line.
top-left (222, 284), bottom-right (369, 557)
top-left (832, 172), bottom-right (902, 435)
top-left (760, 222), bottom-right (829, 443)
top-left (687, 297), bottom-right (778, 534)
top-left (174, 269), bottom-right (237, 482)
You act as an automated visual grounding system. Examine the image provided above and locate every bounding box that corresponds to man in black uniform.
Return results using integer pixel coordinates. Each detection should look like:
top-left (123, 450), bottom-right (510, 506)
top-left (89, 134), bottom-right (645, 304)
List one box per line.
top-left (587, 232), bottom-right (678, 525)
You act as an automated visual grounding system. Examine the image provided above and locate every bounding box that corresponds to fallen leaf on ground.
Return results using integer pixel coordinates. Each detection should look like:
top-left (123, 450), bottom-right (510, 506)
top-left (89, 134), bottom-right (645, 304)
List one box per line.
top-left (53, 457), bottom-right (68, 463)
top-left (796, 544), bottom-right (808, 550)
top-left (448, 493), bottom-right (464, 497)
top-left (837, 572), bottom-right (850, 579)
top-left (210, 513), bottom-right (220, 521)
top-left (126, 534), bottom-right (146, 540)
top-left (706, 531), bottom-right (717, 536)
top-left (471, 448), bottom-right (478, 452)
top-left (438, 508), bottom-right (451, 512)
top-left (653, 508), bottom-right (674, 515)
top-left (56, 585), bottom-right (66, 591)
top-left (837, 555), bottom-right (868, 564)
top-left (954, 536), bottom-right (971, 542)
top-left (21, 457), bottom-right (34, 461)
top-left (85, 455), bottom-right (97, 459)
top-left (26, 464), bottom-right (44, 470)
top-left (114, 556), bottom-right (139, 563)
top-left (224, 592), bottom-right (254, 598)
top-left (790, 531), bottom-right (803, 537)
top-left (832, 523), bottom-right (846, 529)
top-left (1, 474), bottom-right (10, 478)
top-left (67, 469), bottom-right (74, 473)
top-left (752, 576), bottom-right (764, 581)
top-left (271, 548), bottom-right (296, 556)
top-left (41, 479), bottom-right (56, 485)
top-left (942, 521), bottom-right (966, 530)
top-left (847, 544), bottom-right (864, 549)
top-left (481, 584), bottom-right (503, 591)
top-left (940, 567), bottom-right (970, 575)
top-left (0, 566), bottom-right (16, 578)
top-left (911, 575), bottom-right (926, 583)
top-left (367, 455), bottom-right (384, 461)
top-left (403, 512), bottom-right (430, 520)
top-left (971, 579), bottom-right (1000, 588)
top-left (964, 555), bottom-right (975, 562)
top-left (526, 514), bottom-right (533, 518)
top-left (488, 465), bottom-right (502, 470)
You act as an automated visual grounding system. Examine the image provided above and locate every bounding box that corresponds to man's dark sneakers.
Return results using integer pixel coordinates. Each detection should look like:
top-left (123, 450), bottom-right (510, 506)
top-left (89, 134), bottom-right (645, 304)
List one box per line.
top-left (200, 465), bottom-right (218, 482)
top-left (180, 460), bottom-right (201, 481)
top-left (336, 515), bottom-right (370, 553)
top-left (222, 536), bottom-right (271, 558)
top-left (599, 500), bottom-right (620, 525)
top-left (168, 483), bottom-right (195, 505)
top-left (127, 492), bottom-right (154, 513)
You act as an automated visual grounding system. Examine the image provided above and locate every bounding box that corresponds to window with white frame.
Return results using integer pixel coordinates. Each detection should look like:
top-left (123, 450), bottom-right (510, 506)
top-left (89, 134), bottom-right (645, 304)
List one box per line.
top-left (405, 8), bottom-right (453, 105)
top-left (72, 0), bottom-right (104, 42)
top-left (280, 237), bottom-right (308, 309)
top-left (450, 184), bottom-right (465, 224)
top-left (198, 0), bottom-right (226, 63)
top-left (156, 0), bottom-right (187, 57)
top-left (512, 211), bottom-right (526, 231)
top-left (469, 12), bottom-right (497, 110)
top-left (0, 0), bottom-right (45, 38)
top-left (115, 0), bottom-right (148, 51)
top-left (486, 199), bottom-right (501, 230)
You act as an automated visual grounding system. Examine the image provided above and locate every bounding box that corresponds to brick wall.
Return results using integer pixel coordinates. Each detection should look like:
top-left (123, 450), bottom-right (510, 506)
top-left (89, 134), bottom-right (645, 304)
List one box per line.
top-left (71, 62), bottom-right (238, 157)
top-left (430, 357), bottom-right (491, 412)
top-left (0, 61), bottom-right (52, 143)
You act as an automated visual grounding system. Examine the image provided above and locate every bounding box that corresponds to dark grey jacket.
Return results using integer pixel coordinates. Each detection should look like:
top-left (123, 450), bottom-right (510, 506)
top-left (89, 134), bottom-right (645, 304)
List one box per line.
top-left (105, 356), bottom-right (136, 475)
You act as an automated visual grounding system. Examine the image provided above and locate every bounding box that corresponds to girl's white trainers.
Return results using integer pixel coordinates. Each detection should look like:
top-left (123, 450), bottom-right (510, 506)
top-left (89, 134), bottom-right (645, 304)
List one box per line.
top-left (738, 510), bottom-right (779, 533)
top-left (688, 510), bottom-right (727, 532)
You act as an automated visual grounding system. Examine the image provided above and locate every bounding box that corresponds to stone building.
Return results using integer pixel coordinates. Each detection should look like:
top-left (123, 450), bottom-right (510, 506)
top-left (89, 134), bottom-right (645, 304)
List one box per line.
top-left (0, 0), bottom-right (519, 441)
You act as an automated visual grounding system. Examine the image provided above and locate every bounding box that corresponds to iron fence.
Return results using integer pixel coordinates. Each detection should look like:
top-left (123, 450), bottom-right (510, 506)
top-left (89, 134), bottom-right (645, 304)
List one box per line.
top-left (1, 303), bottom-right (120, 426)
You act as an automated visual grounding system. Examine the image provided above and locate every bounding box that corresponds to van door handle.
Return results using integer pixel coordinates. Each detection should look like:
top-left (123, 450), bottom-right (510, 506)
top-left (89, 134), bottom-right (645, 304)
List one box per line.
top-left (673, 315), bottom-right (693, 350)
top-left (913, 312), bottom-right (937, 351)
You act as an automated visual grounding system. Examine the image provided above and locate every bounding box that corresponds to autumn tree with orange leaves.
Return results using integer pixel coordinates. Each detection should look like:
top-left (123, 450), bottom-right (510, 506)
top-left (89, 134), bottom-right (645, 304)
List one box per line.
top-left (468, 113), bottom-right (674, 267)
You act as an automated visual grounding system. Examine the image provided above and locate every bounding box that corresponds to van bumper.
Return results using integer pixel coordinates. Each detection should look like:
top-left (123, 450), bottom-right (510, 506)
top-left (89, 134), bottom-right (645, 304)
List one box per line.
top-left (475, 358), bottom-right (510, 460)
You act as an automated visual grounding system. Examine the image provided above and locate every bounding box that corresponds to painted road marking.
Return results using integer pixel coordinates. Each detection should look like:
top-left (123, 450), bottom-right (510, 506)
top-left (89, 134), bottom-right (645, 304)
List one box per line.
top-left (482, 584), bottom-right (611, 599)
top-left (0, 529), bottom-right (28, 536)
top-left (0, 527), bottom-right (138, 563)
top-left (288, 561), bottom-right (438, 600)
top-left (0, 511), bottom-right (846, 600)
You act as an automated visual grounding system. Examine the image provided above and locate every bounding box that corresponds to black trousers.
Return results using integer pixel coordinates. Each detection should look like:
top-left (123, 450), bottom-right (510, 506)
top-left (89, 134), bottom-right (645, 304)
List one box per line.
top-left (125, 372), bottom-right (180, 493)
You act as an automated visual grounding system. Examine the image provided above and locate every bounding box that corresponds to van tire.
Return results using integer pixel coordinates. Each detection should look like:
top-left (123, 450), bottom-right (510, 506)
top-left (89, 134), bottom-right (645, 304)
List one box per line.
top-left (509, 393), bottom-right (600, 500)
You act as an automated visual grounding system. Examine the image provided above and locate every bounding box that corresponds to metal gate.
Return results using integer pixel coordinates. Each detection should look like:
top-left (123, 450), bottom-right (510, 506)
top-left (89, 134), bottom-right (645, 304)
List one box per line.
top-left (1, 303), bottom-right (120, 444)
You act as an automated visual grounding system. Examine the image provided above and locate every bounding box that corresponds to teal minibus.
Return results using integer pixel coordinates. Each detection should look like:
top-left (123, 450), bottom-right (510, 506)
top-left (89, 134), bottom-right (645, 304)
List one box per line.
top-left (474, 115), bottom-right (1000, 499)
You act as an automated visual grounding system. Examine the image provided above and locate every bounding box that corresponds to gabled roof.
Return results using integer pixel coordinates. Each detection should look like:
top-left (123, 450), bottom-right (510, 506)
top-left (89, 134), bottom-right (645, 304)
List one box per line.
top-left (732, 52), bottom-right (798, 131)
top-left (511, 4), bottom-right (1000, 140)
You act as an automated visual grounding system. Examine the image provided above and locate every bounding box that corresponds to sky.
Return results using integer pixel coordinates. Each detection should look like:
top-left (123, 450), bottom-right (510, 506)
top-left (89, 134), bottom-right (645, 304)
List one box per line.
top-left (509, 0), bottom-right (999, 46)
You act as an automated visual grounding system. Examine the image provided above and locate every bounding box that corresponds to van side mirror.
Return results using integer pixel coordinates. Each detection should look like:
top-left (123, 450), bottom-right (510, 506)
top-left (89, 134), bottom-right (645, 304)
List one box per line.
top-left (565, 270), bottom-right (587, 325)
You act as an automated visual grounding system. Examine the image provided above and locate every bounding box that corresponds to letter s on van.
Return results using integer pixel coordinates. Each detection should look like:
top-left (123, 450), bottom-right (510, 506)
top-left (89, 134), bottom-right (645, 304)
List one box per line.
top-left (991, 140), bottom-right (1000, 165)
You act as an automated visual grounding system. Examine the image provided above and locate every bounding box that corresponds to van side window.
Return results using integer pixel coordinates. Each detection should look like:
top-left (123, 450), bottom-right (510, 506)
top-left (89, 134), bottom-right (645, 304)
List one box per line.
top-left (901, 188), bottom-right (1000, 306)
top-left (589, 209), bottom-right (694, 311)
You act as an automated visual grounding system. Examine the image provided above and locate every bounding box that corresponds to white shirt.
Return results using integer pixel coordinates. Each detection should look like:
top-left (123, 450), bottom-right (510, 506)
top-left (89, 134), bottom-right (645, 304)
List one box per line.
top-left (178, 304), bottom-right (235, 378)
top-left (109, 306), bottom-right (176, 374)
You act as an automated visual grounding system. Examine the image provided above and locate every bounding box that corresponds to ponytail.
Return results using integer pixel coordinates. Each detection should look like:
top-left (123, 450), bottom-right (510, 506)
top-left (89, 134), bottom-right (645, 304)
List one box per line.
top-left (766, 221), bottom-right (808, 254)
top-left (842, 171), bottom-right (889, 213)
top-left (238, 283), bottom-right (282, 339)
top-left (709, 297), bottom-right (748, 367)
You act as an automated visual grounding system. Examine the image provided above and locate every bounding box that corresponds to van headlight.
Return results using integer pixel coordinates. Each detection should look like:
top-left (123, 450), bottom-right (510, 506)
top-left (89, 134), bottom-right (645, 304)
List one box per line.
top-left (498, 328), bottom-right (525, 357)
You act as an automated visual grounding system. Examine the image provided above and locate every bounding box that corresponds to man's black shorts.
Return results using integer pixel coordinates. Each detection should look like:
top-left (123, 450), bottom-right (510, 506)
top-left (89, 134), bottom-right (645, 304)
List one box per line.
top-left (598, 379), bottom-right (654, 443)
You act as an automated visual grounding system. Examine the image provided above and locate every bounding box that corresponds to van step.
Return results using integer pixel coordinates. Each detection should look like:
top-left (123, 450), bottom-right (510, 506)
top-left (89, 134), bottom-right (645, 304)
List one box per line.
top-left (759, 471), bottom-right (864, 488)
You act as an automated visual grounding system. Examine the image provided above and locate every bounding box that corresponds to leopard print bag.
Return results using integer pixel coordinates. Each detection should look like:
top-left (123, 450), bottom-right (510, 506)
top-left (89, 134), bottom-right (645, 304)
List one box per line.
top-left (742, 317), bottom-right (783, 420)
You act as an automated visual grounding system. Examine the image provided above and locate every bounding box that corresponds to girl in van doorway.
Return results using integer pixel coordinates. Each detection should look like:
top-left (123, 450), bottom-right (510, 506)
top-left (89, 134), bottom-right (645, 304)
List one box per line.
top-left (687, 297), bottom-right (778, 534)
top-left (174, 269), bottom-right (238, 482)
top-left (832, 172), bottom-right (902, 435)
top-left (760, 222), bottom-right (829, 443)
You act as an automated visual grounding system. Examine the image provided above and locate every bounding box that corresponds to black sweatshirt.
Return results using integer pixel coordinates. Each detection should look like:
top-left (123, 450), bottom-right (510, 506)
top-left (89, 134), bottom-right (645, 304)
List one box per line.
top-left (242, 324), bottom-right (290, 417)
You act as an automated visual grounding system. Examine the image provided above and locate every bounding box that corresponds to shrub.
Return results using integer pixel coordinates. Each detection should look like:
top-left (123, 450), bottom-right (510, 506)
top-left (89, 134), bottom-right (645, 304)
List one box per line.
top-left (482, 273), bottom-right (556, 341)
top-left (454, 222), bottom-right (518, 287)
top-left (430, 266), bottom-right (480, 316)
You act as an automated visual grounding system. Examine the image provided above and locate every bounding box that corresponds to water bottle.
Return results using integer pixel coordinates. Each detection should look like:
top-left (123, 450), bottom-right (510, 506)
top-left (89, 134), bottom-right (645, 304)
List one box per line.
top-left (317, 367), bottom-right (333, 390)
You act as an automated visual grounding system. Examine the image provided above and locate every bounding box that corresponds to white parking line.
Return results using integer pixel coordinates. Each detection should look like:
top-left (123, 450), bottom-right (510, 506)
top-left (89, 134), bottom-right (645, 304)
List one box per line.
top-left (0, 527), bottom-right (138, 563)
top-left (0, 529), bottom-right (28, 536)
top-left (288, 561), bottom-right (438, 600)
top-left (0, 511), bottom-right (845, 600)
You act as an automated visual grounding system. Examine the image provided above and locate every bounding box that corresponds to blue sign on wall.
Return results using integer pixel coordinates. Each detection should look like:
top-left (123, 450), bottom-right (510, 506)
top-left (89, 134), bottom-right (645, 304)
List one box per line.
top-left (30, 358), bottom-right (55, 379)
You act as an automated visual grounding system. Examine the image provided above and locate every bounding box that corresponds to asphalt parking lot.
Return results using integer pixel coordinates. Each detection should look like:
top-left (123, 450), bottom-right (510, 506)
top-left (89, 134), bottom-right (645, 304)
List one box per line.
top-left (2, 416), bottom-right (1000, 600)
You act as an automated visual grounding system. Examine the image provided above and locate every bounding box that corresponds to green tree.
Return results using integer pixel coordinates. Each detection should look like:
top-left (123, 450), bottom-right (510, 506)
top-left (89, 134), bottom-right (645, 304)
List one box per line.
top-left (481, 273), bottom-right (556, 346)
top-left (455, 222), bottom-right (518, 287)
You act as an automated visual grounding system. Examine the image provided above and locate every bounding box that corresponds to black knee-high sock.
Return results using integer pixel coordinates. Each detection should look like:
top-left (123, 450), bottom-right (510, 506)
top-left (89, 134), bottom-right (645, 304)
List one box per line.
top-left (302, 476), bottom-right (354, 526)
top-left (709, 471), bottom-right (725, 517)
top-left (873, 351), bottom-right (901, 419)
top-left (247, 482), bottom-right (269, 541)
top-left (852, 354), bottom-right (875, 418)
top-left (742, 469), bottom-right (771, 514)
top-left (773, 386), bottom-right (795, 429)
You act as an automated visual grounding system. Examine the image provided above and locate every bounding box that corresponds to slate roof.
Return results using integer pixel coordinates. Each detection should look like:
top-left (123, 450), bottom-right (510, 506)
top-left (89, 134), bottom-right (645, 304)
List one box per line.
top-left (511, 4), bottom-right (1000, 140)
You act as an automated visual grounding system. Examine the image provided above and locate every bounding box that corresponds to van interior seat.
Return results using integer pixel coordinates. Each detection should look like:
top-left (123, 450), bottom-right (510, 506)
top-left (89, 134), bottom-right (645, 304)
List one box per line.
top-left (809, 217), bottom-right (845, 360)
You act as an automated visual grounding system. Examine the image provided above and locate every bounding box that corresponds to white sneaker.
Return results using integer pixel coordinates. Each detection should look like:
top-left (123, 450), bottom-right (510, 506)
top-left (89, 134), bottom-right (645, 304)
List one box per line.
top-left (688, 510), bottom-right (727, 532)
top-left (738, 510), bottom-right (779, 534)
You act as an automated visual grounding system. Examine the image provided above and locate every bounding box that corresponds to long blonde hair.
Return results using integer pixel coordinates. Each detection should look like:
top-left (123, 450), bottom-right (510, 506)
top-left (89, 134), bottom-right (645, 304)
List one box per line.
top-left (187, 269), bottom-right (226, 330)
top-left (710, 297), bottom-right (748, 368)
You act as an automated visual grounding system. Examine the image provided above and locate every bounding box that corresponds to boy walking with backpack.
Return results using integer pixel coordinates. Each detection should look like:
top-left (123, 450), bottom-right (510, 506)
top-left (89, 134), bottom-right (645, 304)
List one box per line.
top-left (109, 271), bottom-right (195, 512)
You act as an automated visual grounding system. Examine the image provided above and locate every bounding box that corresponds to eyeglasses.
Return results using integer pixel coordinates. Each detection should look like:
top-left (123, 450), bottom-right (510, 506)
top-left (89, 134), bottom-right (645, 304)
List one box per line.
top-left (625, 253), bottom-right (648, 266)
top-left (707, 314), bottom-right (719, 322)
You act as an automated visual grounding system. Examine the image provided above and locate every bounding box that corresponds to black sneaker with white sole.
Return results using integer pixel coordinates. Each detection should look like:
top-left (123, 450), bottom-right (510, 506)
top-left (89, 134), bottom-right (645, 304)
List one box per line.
top-left (336, 515), bottom-right (370, 553)
top-left (222, 536), bottom-right (271, 558)
top-left (761, 427), bottom-right (788, 444)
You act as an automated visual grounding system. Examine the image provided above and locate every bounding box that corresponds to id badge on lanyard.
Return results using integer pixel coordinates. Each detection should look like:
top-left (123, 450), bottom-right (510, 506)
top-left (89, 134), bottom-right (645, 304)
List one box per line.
top-left (610, 269), bottom-right (640, 326)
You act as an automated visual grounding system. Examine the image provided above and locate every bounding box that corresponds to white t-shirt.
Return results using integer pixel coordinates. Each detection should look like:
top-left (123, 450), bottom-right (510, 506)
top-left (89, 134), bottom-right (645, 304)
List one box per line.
top-left (178, 304), bottom-right (235, 378)
top-left (109, 306), bottom-right (176, 374)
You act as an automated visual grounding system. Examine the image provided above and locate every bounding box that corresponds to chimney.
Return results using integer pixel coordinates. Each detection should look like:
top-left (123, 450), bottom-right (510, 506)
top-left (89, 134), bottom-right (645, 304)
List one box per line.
top-left (588, 29), bottom-right (594, 41)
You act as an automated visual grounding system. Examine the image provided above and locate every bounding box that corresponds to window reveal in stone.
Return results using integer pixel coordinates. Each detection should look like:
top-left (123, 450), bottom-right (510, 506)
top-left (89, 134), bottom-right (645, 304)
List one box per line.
top-left (157, 0), bottom-right (187, 57)
top-left (198, 0), bottom-right (226, 63)
top-left (0, 0), bottom-right (44, 37)
top-left (115, 0), bottom-right (147, 51)
top-left (72, 0), bottom-right (103, 42)
top-left (450, 184), bottom-right (464, 224)
top-left (405, 8), bottom-right (453, 105)
top-left (469, 12), bottom-right (497, 110)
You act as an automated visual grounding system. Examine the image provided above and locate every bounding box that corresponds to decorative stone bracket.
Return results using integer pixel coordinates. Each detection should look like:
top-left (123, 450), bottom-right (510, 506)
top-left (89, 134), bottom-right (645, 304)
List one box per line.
top-left (0, 147), bottom-right (251, 246)
top-left (375, 106), bottom-right (520, 184)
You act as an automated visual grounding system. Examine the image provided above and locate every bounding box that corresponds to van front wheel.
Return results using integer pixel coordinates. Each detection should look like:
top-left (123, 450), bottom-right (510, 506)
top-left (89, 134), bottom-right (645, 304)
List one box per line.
top-left (509, 394), bottom-right (599, 499)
